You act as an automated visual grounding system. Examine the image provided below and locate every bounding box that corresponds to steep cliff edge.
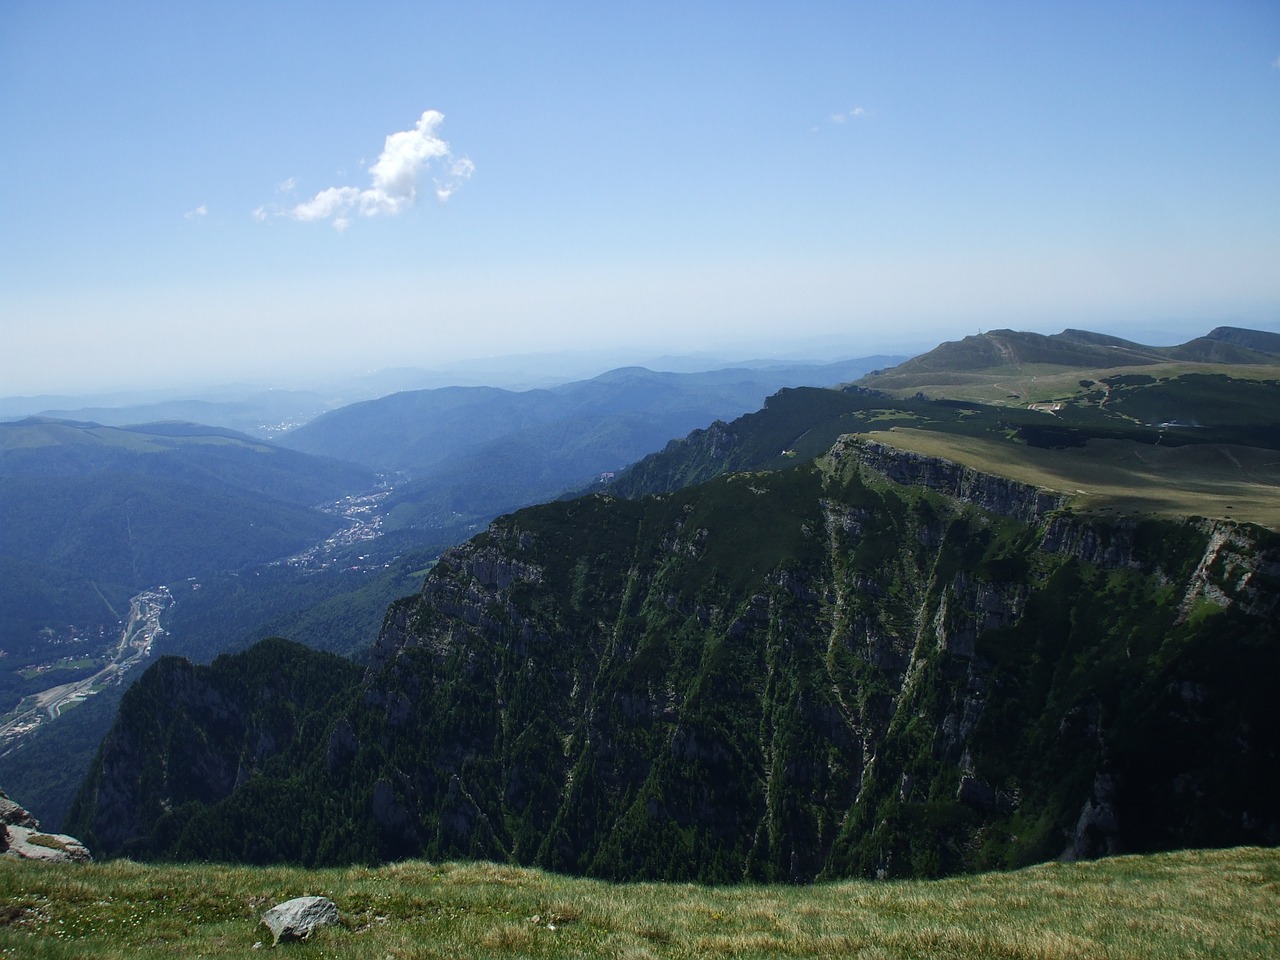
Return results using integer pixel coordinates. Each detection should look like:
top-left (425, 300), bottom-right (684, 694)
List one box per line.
top-left (73, 439), bottom-right (1280, 880)
top-left (834, 438), bottom-right (1069, 522)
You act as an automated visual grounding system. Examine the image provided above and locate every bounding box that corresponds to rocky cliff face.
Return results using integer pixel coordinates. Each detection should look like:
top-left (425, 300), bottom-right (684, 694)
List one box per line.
top-left (73, 439), bottom-right (1280, 880)
top-left (836, 438), bottom-right (1069, 522)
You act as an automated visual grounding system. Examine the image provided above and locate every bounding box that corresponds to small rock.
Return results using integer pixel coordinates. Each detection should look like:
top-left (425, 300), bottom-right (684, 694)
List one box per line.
top-left (261, 896), bottom-right (340, 945)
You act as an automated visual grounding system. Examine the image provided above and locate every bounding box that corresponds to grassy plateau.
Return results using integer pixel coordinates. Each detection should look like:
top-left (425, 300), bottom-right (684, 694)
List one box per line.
top-left (864, 429), bottom-right (1280, 529)
top-left (860, 360), bottom-right (1280, 407)
top-left (2, 847), bottom-right (1277, 959)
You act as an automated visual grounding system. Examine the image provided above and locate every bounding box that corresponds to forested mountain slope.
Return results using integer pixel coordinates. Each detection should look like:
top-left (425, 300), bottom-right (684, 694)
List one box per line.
top-left (69, 437), bottom-right (1280, 880)
top-left (278, 361), bottom-right (894, 476)
top-left (1, 418), bottom-right (373, 596)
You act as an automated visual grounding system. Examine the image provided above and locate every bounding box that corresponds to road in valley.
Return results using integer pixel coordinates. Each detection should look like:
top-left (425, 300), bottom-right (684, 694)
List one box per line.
top-left (0, 588), bottom-right (171, 752)
top-left (0, 484), bottom-right (391, 755)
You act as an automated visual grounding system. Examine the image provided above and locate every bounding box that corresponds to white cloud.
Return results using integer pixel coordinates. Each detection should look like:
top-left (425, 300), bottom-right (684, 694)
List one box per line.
top-left (436, 157), bottom-right (476, 201)
top-left (184, 204), bottom-right (208, 220)
top-left (275, 110), bottom-right (473, 230)
top-left (829, 106), bottom-right (868, 124)
top-left (292, 186), bottom-right (361, 221)
top-left (278, 176), bottom-right (297, 193)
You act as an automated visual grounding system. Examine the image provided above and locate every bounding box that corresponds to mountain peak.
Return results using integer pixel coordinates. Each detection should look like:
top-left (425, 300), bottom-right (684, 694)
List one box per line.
top-left (860, 326), bottom-right (1280, 388)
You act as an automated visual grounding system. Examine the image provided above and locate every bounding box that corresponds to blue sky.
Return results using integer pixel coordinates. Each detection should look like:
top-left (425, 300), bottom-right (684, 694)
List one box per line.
top-left (3, 1), bottom-right (1279, 395)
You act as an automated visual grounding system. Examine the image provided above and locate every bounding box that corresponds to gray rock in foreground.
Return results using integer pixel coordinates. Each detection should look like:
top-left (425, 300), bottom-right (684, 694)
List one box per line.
top-left (0, 787), bottom-right (92, 863)
top-left (261, 896), bottom-right (341, 944)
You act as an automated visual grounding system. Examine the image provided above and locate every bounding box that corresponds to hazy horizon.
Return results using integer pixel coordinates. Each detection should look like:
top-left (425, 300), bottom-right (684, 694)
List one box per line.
top-left (3, 318), bottom-right (1269, 406)
top-left (0, 340), bottom-right (913, 410)
top-left (4, 2), bottom-right (1279, 397)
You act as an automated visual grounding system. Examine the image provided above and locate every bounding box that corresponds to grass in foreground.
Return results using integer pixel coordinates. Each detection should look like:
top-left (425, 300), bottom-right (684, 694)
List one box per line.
top-left (1, 847), bottom-right (1278, 959)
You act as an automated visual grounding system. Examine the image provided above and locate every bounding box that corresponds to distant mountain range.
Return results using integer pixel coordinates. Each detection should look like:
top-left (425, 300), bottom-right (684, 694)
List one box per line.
top-left (279, 358), bottom-right (902, 475)
top-left (277, 358), bottom-right (901, 536)
top-left (1, 351), bottom-right (907, 438)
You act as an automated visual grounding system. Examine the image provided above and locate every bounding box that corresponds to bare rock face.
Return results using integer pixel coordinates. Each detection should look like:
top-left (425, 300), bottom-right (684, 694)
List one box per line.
top-left (0, 789), bottom-right (38, 829)
top-left (1062, 773), bottom-right (1121, 862)
top-left (0, 788), bottom-right (92, 863)
top-left (261, 896), bottom-right (340, 944)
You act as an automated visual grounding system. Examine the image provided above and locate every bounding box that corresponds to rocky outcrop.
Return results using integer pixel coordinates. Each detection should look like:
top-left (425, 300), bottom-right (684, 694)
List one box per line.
top-left (1179, 521), bottom-right (1280, 620)
top-left (1062, 773), bottom-right (1121, 862)
top-left (1038, 515), bottom-right (1141, 568)
top-left (0, 788), bottom-right (91, 863)
top-left (841, 438), bottom-right (1279, 604)
top-left (0, 789), bottom-right (38, 829)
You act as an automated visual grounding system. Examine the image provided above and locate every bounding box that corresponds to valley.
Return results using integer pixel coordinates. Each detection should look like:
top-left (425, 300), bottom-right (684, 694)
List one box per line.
top-left (0, 479), bottom-right (401, 754)
top-left (0, 588), bottom-right (171, 750)
top-left (277, 485), bottom-right (394, 573)
top-left (1, 358), bottom-right (898, 829)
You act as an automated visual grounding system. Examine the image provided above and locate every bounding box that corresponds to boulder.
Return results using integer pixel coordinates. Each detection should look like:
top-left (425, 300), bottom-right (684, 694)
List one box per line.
top-left (261, 896), bottom-right (340, 944)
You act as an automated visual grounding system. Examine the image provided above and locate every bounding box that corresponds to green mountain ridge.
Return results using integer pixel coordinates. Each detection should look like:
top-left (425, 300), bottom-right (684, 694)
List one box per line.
top-left (864, 325), bottom-right (1280, 380)
top-left (68, 434), bottom-right (1280, 881)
